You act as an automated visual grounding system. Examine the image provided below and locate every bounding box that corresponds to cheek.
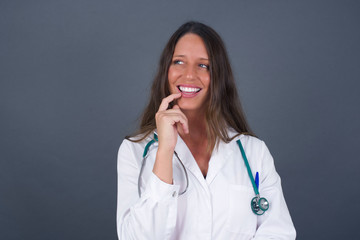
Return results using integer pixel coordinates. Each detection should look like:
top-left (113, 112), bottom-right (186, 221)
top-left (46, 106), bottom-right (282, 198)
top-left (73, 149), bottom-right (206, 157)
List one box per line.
top-left (167, 68), bottom-right (178, 92)
top-left (167, 67), bottom-right (177, 83)
top-left (168, 67), bottom-right (181, 90)
top-left (202, 74), bottom-right (210, 88)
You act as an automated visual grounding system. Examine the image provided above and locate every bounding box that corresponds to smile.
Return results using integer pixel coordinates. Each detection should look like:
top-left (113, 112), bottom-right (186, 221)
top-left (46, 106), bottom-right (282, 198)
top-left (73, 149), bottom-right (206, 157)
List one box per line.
top-left (177, 85), bottom-right (202, 98)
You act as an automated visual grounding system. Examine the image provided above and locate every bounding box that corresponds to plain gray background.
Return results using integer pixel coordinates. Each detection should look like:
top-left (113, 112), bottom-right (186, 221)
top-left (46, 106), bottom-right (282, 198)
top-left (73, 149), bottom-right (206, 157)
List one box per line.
top-left (1, 0), bottom-right (359, 239)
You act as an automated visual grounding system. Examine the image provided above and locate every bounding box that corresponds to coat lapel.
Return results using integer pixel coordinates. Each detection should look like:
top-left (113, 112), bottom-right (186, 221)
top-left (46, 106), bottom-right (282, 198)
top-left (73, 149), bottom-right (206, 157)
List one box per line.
top-left (173, 130), bottom-right (240, 190)
top-left (206, 138), bottom-right (236, 185)
top-left (174, 134), bottom-right (210, 193)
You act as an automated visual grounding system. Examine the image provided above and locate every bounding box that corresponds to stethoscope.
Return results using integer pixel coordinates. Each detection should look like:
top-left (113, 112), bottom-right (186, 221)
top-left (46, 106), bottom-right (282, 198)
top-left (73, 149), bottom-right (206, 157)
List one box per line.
top-left (236, 139), bottom-right (270, 215)
top-left (138, 133), bottom-right (269, 215)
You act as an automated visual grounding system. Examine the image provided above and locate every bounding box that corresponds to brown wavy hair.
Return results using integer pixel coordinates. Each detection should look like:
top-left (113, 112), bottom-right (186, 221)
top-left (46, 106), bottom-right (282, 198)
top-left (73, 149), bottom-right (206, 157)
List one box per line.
top-left (126, 21), bottom-right (254, 149)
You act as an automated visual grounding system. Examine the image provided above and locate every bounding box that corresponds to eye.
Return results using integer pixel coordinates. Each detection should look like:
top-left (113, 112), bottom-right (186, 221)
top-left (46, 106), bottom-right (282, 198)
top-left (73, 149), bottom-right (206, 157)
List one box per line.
top-left (173, 60), bottom-right (184, 65)
top-left (199, 63), bottom-right (209, 69)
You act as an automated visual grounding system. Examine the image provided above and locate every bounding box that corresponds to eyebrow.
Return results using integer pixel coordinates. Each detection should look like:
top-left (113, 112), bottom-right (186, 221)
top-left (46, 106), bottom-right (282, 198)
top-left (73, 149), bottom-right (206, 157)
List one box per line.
top-left (173, 55), bottom-right (209, 60)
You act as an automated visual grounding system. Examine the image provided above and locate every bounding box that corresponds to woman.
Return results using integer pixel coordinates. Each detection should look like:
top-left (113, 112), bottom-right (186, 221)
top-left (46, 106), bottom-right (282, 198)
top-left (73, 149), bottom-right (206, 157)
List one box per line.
top-left (117, 21), bottom-right (296, 240)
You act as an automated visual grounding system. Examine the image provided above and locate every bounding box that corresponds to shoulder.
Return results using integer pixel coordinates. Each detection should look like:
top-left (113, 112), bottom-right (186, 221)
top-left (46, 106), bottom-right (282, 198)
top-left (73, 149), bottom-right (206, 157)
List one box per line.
top-left (117, 132), bottom-right (157, 166)
top-left (227, 128), bottom-right (265, 149)
top-left (237, 134), bottom-right (266, 154)
top-left (119, 132), bottom-right (156, 152)
top-left (227, 128), bottom-right (272, 165)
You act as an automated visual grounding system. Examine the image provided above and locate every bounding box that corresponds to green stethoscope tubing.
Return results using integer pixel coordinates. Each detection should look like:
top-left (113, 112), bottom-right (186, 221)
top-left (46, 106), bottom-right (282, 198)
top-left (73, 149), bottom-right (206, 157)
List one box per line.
top-left (139, 133), bottom-right (189, 198)
top-left (236, 139), bottom-right (269, 215)
top-left (139, 134), bottom-right (269, 215)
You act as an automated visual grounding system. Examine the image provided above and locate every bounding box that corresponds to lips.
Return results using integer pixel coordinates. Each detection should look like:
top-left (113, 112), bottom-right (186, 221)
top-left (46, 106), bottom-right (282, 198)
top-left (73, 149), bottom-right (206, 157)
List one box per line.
top-left (177, 85), bottom-right (202, 98)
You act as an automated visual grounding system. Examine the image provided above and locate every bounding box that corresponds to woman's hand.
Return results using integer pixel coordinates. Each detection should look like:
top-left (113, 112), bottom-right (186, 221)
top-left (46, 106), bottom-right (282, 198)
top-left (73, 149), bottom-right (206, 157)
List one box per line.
top-left (153, 93), bottom-right (188, 184)
top-left (155, 93), bottom-right (189, 153)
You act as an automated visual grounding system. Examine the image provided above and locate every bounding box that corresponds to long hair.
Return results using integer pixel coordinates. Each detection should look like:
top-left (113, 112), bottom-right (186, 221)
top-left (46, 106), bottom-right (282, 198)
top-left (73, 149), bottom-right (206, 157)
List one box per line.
top-left (126, 21), bottom-right (254, 148)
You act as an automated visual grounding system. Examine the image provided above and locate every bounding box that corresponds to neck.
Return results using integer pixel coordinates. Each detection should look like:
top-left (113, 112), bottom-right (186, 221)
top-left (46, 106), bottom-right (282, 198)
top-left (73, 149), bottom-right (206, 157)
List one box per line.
top-left (178, 108), bottom-right (207, 142)
top-left (178, 108), bottom-right (213, 165)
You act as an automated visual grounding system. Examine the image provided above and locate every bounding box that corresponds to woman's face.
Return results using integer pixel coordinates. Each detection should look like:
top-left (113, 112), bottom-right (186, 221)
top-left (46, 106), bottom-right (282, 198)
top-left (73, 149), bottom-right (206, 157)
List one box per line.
top-left (168, 33), bottom-right (210, 112)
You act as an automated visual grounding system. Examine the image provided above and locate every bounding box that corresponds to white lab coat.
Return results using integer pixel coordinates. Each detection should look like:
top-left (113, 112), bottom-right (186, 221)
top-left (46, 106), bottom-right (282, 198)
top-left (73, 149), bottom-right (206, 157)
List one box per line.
top-left (117, 129), bottom-right (296, 240)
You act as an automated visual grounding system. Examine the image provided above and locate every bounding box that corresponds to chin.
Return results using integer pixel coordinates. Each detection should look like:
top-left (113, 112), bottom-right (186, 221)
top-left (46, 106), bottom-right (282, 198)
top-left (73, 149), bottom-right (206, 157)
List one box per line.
top-left (178, 102), bottom-right (203, 112)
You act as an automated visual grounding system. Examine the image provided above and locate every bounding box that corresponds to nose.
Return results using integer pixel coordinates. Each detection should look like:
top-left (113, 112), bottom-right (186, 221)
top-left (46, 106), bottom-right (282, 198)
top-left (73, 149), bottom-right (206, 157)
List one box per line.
top-left (185, 65), bottom-right (196, 80)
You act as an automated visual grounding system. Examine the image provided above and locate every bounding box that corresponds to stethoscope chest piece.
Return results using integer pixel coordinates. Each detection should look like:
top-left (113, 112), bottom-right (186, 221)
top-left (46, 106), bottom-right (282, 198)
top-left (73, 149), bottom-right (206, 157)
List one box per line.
top-left (251, 196), bottom-right (269, 215)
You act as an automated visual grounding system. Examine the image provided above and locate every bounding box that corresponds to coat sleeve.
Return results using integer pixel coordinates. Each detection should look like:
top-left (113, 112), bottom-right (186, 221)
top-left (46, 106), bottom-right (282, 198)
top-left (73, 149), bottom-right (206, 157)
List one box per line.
top-left (116, 139), bottom-right (180, 240)
top-left (253, 141), bottom-right (296, 240)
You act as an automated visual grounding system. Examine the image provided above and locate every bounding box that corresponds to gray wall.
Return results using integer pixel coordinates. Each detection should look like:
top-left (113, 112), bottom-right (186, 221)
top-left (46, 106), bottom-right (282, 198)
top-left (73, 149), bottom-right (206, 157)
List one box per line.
top-left (1, 0), bottom-right (359, 239)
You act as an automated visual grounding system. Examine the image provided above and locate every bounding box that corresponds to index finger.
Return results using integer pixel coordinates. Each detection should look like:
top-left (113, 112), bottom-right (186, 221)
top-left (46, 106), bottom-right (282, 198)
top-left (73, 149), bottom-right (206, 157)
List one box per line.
top-left (158, 93), bottom-right (182, 112)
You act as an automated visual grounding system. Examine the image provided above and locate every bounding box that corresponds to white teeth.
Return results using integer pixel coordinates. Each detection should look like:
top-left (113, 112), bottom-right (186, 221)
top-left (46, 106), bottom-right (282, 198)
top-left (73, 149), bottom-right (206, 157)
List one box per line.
top-left (179, 86), bottom-right (200, 93)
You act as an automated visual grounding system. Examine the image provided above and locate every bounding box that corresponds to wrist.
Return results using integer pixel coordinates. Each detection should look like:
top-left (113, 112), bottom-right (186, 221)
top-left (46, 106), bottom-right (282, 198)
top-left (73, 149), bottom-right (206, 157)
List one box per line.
top-left (157, 142), bottom-right (175, 154)
top-left (156, 146), bottom-right (174, 160)
top-left (153, 147), bottom-right (174, 184)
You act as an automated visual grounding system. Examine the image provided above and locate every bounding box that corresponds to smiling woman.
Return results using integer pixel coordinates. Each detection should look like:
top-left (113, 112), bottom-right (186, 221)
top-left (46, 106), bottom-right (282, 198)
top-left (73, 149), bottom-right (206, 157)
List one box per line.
top-left (168, 33), bottom-right (210, 113)
top-left (116, 21), bottom-right (296, 239)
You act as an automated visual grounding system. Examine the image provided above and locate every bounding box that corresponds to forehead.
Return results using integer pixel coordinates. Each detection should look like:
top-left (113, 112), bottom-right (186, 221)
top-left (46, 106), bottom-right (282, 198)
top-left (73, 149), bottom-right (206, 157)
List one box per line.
top-left (173, 33), bottom-right (208, 58)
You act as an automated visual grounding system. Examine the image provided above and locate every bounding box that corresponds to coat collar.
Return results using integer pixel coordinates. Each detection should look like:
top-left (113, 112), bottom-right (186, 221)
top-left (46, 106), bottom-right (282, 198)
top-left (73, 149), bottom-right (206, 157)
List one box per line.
top-left (173, 128), bottom-right (241, 191)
